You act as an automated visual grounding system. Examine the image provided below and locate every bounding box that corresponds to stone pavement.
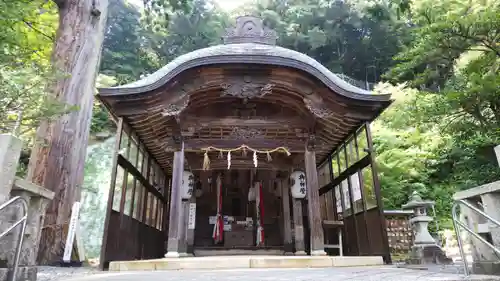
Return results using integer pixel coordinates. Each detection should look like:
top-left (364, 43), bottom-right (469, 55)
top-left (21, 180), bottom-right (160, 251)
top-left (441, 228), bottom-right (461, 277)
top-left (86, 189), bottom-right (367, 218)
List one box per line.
top-left (37, 266), bottom-right (500, 281)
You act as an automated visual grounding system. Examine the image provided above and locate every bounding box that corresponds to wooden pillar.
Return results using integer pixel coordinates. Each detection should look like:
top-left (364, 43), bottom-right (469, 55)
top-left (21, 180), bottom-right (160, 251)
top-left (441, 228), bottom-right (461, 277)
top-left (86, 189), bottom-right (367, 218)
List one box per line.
top-left (366, 123), bottom-right (391, 263)
top-left (304, 147), bottom-right (326, 256)
top-left (281, 179), bottom-right (293, 255)
top-left (165, 145), bottom-right (184, 257)
top-left (178, 199), bottom-right (189, 256)
top-left (292, 198), bottom-right (306, 255)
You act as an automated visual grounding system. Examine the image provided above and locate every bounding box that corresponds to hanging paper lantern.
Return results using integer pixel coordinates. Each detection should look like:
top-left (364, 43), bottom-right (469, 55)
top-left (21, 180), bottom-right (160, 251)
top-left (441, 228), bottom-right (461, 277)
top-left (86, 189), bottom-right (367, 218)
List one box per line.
top-left (181, 171), bottom-right (195, 199)
top-left (290, 171), bottom-right (307, 199)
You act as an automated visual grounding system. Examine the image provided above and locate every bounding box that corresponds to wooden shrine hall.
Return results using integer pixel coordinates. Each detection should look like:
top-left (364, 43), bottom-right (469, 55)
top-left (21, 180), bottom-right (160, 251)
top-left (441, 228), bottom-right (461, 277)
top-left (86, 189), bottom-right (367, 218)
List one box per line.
top-left (96, 16), bottom-right (393, 269)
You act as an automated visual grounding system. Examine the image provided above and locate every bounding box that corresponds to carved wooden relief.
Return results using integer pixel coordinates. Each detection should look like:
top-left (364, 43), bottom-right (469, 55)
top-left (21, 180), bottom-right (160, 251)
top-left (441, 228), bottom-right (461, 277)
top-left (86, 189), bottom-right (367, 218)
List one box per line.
top-left (303, 97), bottom-right (333, 119)
top-left (229, 127), bottom-right (264, 140)
top-left (161, 95), bottom-right (190, 116)
top-left (221, 75), bottom-right (274, 102)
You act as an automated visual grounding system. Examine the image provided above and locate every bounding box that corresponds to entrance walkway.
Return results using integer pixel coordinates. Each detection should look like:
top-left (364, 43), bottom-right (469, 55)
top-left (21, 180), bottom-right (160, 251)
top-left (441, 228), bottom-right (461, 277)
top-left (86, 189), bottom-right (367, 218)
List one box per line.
top-left (38, 267), bottom-right (500, 281)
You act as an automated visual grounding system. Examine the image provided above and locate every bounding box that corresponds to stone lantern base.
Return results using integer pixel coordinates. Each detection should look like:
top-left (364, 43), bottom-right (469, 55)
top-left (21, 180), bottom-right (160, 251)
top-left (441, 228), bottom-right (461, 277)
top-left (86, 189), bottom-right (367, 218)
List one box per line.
top-left (407, 244), bottom-right (452, 265)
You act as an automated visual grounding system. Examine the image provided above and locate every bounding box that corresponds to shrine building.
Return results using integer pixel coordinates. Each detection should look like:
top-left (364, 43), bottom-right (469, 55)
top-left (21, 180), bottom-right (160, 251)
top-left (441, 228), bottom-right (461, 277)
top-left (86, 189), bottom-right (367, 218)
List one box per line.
top-left (96, 16), bottom-right (392, 269)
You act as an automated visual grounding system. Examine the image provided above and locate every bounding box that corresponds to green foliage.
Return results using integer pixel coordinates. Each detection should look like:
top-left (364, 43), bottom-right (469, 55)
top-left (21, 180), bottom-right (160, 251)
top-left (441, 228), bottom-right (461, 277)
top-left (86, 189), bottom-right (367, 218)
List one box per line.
top-left (371, 84), bottom-right (452, 224)
top-left (0, 66), bottom-right (76, 136)
top-left (371, 0), bottom-right (500, 227)
top-left (90, 75), bottom-right (118, 134)
top-left (148, 0), bottom-right (230, 64)
top-left (3, 0), bottom-right (499, 232)
top-left (0, 0), bottom-right (71, 143)
top-left (241, 0), bottom-right (409, 83)
top-left (100, 0), bottom-right (161, 85)
top-left (0, 0), bottom-right (57, 65)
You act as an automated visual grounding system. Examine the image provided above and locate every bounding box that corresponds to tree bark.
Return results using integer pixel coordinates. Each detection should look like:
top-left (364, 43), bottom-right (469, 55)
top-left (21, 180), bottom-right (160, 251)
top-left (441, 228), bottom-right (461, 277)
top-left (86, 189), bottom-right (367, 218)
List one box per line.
top-left (26, 0), bottom-right (108, 264)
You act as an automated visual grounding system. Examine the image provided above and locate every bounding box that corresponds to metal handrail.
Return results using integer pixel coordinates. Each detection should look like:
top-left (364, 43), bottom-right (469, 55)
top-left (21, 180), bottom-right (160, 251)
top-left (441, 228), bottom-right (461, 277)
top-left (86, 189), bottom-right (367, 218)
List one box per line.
top-left (0, 196), bottom-right (28, 281)
top-left (452, 199), bottom-right (500, 277)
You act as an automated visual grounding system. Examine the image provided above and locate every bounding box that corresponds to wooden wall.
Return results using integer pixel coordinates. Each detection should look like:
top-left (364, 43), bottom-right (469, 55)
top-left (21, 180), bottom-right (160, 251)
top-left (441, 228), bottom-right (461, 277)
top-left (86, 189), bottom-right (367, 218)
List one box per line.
top-left (100, 119), bottom-right (170, 269)
top-left (317, 124), bottom-right (391, 262)
top-left (103, 211), bottom-right (164, 263)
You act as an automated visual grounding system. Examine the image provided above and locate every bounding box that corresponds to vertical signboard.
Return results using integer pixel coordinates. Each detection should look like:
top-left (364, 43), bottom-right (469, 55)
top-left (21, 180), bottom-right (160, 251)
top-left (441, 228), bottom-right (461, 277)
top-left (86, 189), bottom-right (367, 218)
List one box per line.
top-left (63, 202), bottom-right (81, 262)
top-left (188, 203), bottom-right (196, 230)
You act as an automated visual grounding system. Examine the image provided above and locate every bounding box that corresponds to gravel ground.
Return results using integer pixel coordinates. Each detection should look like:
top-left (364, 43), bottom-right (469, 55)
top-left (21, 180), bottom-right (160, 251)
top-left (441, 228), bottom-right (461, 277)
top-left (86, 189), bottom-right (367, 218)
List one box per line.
top-left (396, 263), bottom-right (468, 274)
top-left (37, 266), bottom-right (100, 281)
top-left (36, 266), bottom-right (500, 281)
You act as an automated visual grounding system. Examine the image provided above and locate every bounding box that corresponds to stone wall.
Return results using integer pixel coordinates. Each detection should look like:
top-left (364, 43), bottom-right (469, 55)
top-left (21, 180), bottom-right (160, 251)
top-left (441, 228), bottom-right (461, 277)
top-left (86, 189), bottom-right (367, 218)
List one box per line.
top-left (453, 146), bottom-right (500, 275)
top-left (0, 134), bottom-right (54, 281)
top-left (454, 184), bottom-right (500, 275)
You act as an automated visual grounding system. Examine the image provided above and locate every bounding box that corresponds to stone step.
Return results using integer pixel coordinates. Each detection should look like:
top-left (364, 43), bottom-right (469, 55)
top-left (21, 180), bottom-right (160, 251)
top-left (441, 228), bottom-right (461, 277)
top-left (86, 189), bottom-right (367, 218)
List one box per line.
top-left (109, 256), bottom-right (384, 271)
top-left (194, 249), bottom-right (284, 256)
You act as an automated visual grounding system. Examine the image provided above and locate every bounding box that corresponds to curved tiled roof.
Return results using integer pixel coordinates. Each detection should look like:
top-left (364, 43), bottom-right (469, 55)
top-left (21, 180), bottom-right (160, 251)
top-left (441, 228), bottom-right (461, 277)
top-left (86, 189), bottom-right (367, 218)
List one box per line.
top-left (98, 43), bottom-right (390, 102)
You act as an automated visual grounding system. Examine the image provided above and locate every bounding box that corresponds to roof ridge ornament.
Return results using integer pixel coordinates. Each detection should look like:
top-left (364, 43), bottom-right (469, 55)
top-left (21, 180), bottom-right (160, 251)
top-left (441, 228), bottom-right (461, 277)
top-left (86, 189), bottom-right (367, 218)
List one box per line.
top-left (223, 16), bottom-right (277, 45)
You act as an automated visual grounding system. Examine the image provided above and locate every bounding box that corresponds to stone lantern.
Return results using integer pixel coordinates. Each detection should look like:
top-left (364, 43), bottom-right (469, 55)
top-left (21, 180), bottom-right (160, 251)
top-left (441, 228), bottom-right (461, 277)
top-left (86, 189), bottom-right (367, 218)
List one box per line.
top-left (402, 191), bottom-right (451, 265)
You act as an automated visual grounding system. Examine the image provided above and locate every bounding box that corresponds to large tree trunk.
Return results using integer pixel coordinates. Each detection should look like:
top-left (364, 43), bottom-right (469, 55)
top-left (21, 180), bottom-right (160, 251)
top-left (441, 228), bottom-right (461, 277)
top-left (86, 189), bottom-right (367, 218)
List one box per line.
top-left (26, 0), bottom-right (108, 265)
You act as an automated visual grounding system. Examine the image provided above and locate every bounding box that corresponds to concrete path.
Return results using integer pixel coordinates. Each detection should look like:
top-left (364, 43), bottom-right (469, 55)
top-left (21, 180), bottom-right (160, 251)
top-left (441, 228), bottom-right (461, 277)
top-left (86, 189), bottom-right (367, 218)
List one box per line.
top-left (38, 267), bottom-right (500, 281)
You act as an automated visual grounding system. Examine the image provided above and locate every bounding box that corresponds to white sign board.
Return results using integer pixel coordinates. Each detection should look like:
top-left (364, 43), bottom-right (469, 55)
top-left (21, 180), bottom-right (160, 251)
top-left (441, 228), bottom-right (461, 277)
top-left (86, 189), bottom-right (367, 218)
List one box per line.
top-left (350, 174), bottom-right (362, 201)
top-left (335, 186), bottom-right (342, 213)
top-left (342, 180), bottom-right (351, 210)
top-left (63, 202), bottom-right (81, 262)
top-left (188, 203), bottom-right (196, 230)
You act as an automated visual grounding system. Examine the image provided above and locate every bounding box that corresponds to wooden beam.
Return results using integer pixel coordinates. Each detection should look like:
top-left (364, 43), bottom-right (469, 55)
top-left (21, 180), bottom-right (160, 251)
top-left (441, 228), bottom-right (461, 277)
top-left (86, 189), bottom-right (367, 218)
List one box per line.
top-left (190, 162), bottom-right (281, 170)
top-left (117, 155), bottom-right (166, 203)
top-left (167, 139), bottom-right (327, 152)
top-left (318, 155), bottom-right (370, 196)
top-left (185, 152), bottom-right (302, 170)
top-left (182, 116), bottom-right (311, 130)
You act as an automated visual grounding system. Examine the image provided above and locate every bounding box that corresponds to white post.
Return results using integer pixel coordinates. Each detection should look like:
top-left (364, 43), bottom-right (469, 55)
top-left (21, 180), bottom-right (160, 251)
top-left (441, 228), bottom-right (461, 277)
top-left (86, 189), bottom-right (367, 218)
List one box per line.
top-left (494, 145), bottom-right (500, 167)
top-left (63, 202), bottom-right (81, 262)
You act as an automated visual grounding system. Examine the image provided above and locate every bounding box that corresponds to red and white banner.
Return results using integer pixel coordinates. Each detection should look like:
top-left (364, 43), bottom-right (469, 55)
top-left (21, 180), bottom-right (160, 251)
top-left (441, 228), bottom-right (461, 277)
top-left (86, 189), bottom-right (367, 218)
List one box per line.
top-left (255, 181), bottom-right (265, 246)
top-left (212, 175), bottom-right (224, 243)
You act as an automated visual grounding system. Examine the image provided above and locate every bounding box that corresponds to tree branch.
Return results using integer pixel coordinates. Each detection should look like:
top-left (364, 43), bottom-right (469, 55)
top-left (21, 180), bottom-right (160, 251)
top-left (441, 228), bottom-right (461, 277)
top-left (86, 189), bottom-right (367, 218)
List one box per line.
top-left (22, 20), bottom-right (54, 41)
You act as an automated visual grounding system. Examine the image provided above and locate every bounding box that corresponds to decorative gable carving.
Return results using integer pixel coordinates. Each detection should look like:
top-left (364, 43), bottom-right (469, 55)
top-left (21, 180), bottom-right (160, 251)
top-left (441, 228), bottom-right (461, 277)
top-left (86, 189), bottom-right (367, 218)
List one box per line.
top-left (220, 75), bottom-right (273, 102)
top-left (223, 16), bottom-right (278, 45)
